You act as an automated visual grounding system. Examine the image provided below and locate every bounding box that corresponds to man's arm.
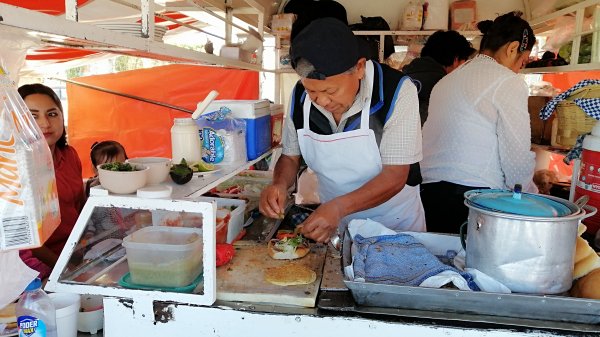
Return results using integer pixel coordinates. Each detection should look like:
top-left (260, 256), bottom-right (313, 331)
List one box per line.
top-left (300, 164), bottom-right (408, 242)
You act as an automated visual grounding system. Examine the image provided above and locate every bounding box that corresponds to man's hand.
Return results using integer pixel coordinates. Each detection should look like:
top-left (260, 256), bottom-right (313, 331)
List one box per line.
top-left (300, 200), bottom-right (344, 243)
top-left (259, 183), bottom-right (288, 218)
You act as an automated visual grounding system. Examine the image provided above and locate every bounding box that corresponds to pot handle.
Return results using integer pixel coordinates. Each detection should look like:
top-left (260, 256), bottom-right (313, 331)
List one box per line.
top-left (459, 221), bottom-right (468, 250)
top-left (581, 205), bottom-right (598, 220)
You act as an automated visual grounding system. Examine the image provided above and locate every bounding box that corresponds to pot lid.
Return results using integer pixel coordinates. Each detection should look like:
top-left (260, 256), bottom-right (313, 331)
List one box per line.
top-left (465, 186), bottom-right (572, 217)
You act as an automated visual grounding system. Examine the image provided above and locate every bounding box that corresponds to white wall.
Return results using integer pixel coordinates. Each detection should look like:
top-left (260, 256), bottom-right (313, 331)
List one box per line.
top-left (335, 0), bottom-right (526, 29)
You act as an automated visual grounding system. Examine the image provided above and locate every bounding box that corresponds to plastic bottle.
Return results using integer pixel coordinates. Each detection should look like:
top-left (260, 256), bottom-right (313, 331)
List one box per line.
top-left (16, 278), bottom-right (58, 337)
top-left (171, 118), bottom-right (202, 164)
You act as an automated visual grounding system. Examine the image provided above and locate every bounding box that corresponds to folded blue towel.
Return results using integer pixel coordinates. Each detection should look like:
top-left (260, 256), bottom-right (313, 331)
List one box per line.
top-left (353, 233), bottom-right (480, 290)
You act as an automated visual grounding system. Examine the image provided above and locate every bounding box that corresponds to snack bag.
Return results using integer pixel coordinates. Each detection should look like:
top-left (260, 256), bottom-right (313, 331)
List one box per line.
top-left (196, 107), bottom-right (247, 165)
top-left (0, 67), bottom-right (60, 251)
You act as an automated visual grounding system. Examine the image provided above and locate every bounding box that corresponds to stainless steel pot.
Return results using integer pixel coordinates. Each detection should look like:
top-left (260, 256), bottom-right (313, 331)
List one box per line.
top-left (462, 192), bottom-right (596, 294)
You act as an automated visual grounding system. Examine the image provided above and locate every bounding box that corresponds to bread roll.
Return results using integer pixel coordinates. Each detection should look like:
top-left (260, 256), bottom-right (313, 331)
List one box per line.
top-left (571, 268), bottom-right (600, 299)
top-left (574, 237), bottom-right (595, 263)
top-left (0, 303), bottom-right (16, 324)
top-left (573, 251), bottom-right (600, 279)
top-left (268, 239), bottom-right (310, 259)
top-left (577, 223), bottom-right (587, 236)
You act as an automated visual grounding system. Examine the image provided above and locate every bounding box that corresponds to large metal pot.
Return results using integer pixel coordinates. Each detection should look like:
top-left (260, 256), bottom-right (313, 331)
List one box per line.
top-left (463, 190), bottom-right (596, 294)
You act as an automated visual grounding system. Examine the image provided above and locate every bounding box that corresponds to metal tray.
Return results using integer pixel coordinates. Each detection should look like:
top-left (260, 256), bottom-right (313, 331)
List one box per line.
top-left (341, 232), bottom-right (600, 325)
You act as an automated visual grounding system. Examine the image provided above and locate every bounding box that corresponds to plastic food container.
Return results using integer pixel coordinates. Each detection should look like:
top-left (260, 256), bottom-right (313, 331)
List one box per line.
top-left (192, 197), bottom-right (246, 243)
top-left (213, 170), bottom-right (273, 198)
top-left (122, 226), bottom-right (203, 288)
top-left (270, 104), bottom-right (284, 146)
top-left (206, 100), bottom-right (272, 160)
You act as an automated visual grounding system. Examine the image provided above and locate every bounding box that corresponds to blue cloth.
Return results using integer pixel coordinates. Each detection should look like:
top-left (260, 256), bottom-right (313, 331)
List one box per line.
top-left (353, 233), bottom-right (480, 290)
top-left (564, 133), bottom-right (591, 164)
top-left (539, 79), bottom-right (600, 120)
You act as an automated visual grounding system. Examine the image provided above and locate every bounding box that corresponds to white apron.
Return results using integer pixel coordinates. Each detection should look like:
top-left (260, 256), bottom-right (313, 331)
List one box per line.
top-left (297, 61), bottom-right (425, 232)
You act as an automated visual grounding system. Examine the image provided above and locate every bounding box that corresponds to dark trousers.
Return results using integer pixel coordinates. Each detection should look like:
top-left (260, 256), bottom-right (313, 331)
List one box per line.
top-left (420, 181), bottom-right (488, 234)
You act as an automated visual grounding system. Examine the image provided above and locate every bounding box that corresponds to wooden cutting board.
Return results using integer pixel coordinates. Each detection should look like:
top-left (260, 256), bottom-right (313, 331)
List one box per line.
top-left (216, 242), bottom-right (327, 307)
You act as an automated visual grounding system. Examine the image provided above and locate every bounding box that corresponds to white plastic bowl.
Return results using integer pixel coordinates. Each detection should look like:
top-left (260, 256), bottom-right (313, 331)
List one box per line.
top-left (97, 164), bottom-right (149, 194)
top-left (127, 157), bottom-right (172, 185)
top-left (77, 295), bottom-right (104, 334)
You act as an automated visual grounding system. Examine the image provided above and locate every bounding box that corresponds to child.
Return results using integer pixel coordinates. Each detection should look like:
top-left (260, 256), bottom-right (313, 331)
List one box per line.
top-left (85, 140), bottom-right (128, 197)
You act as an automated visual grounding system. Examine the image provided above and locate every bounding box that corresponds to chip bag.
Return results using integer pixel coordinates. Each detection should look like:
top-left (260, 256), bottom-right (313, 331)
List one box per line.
top-left (0, 67), bottom-right (60, 251)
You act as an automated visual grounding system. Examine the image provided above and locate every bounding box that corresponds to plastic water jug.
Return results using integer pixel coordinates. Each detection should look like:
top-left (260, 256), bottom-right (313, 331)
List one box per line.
top-left (16, 278), bottom-right (57, 337)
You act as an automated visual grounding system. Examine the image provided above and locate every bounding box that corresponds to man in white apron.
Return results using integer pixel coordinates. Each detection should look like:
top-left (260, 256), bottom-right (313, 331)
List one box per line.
top-left (260, 18), bottom-right (425, 243)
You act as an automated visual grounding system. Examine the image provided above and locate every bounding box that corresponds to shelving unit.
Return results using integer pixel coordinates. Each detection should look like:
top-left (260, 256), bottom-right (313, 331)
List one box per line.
top-left (89, 148), bottom-right (275, 200)
top-left (0, 1), bottom-right (268, 72)
top-left (523, 0), bottom-right (600, 74)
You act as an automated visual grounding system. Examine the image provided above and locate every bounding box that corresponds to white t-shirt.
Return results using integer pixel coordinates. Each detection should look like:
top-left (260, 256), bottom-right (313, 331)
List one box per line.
top-left (282, 72), bottom-right (422, 166)
top-left (421, 55), bottom-right (537, 191)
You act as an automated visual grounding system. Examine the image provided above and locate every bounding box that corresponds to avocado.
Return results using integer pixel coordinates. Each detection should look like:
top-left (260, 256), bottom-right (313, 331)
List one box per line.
top-left (170, 158), bottom-right (193, 185)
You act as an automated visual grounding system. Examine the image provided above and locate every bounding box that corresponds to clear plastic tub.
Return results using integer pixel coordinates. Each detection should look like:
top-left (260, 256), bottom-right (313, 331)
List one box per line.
top-left (122, 226), bottom-right (203, 288)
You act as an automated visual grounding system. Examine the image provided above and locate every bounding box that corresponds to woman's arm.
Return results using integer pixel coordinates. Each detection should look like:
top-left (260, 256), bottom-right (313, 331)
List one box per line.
top-left (494, 76), bottom-right (537, 191)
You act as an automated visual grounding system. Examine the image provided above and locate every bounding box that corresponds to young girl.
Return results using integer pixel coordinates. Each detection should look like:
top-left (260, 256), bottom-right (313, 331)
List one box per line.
top-left (85, 140), bottom-right (128, 197)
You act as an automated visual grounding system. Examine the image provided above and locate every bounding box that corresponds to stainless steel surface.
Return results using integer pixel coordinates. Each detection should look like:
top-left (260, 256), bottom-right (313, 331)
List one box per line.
top-left (341, 233), bottom-right (600, 325)
top-left (464, 200), bottom-right (595, 294)
top-left (320, 244), bottom-right (348, 291)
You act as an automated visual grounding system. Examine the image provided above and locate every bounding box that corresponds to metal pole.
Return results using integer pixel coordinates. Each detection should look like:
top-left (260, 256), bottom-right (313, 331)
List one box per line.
top-left (54, 77), bottom-right (194, 114)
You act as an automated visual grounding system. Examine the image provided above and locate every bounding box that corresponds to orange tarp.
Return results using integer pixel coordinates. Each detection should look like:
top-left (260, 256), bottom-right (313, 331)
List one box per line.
top-left (67, 64), bottom-right (259, 177)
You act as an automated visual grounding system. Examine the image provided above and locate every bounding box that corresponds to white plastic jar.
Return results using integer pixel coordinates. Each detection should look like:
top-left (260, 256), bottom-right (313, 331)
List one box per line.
top-left (171, 118), bottom-right (202, 164)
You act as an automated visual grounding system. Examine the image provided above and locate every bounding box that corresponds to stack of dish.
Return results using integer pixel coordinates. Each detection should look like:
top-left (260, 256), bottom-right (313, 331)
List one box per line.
top-left (95, 23), bottom-right (168, 41)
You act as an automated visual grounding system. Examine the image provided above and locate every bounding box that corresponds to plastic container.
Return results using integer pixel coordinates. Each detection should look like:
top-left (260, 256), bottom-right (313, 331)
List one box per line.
top-left (126, 157), bottom-right (171, 185)
top-left (171, 118), bottom-right (202, 164)
top-left (48, 293), bottom-right (80, 337)
top-left (270, 104), bottom-right (284, 146)
top-left (191, 196), bottom-right (246, 243)
top-left (206, 100), bottom-right (272, 160)
top-left (213, 170), bottom-right (273, 198)
top-left (16, 278), bottom-right (58, 337)
top-left (122, 226), bottom-right (203, 288)
top-left (77, 295), bottom-right (103, 334)
top-left (216, 208), bottom-right (229, 244)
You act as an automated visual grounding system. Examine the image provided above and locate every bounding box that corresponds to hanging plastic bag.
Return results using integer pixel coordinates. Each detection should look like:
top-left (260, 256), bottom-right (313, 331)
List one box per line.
top-left (401, 1), bottom-right (423, 31)
top-left (0, 66), bottom-right (61, 251)
top-left (196, 107), bottom-right (247, 165)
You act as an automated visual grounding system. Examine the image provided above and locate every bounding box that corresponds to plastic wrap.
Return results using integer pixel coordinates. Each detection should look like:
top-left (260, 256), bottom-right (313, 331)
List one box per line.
top-left (196, 107), bottom-right (247, 165)
top-left (0, 63), bottom-right (61, 251)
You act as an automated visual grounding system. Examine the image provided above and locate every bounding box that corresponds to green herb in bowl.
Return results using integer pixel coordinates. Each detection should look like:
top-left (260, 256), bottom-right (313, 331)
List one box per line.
top-left (100, 162), bottom-right (137, 172)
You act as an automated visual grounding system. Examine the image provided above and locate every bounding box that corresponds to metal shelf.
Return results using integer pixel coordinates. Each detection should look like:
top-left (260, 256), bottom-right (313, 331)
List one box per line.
top-left (0, 2), bottom-right (265, 72)
top-left (525, 0), bottom-right (600, 73)
top-left (521, 62), bottom-right (600, 74)
top-left (90, 148), bottom-right (275, 200)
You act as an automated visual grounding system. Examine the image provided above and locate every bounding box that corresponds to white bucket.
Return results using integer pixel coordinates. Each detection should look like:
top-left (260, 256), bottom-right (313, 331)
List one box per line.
top-left (49, 293), bottom-right (80, 337)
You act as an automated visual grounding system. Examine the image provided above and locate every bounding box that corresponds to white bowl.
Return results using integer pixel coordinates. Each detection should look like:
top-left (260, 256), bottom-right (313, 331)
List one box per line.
top-left (127, 157), bottom-right (172, 185)
top-left (77, 295), bottom-right (104, 334)
top-left (98, 164), bottom-right (149, 194)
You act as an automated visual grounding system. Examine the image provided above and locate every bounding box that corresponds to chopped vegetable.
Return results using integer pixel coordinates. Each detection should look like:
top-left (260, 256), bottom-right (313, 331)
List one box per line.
top-left (100, 162), bottom-right (136, 171)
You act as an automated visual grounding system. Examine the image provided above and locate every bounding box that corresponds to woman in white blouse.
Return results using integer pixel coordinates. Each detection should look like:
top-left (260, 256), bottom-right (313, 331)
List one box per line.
top-left (420, 11), bottom-right (537, 234)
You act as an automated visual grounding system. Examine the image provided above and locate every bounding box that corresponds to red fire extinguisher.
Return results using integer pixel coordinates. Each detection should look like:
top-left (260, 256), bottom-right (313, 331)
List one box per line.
top-left (575, 123), bottom-right (600, 236)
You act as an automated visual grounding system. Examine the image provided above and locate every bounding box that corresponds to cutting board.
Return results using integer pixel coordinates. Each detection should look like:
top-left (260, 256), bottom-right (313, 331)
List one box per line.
top-left (216, 242), bottom-right (327, 307)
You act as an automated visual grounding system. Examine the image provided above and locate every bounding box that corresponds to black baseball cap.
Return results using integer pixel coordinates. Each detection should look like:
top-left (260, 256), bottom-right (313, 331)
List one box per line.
top-left (290, 17), bottom-right (361, 79)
